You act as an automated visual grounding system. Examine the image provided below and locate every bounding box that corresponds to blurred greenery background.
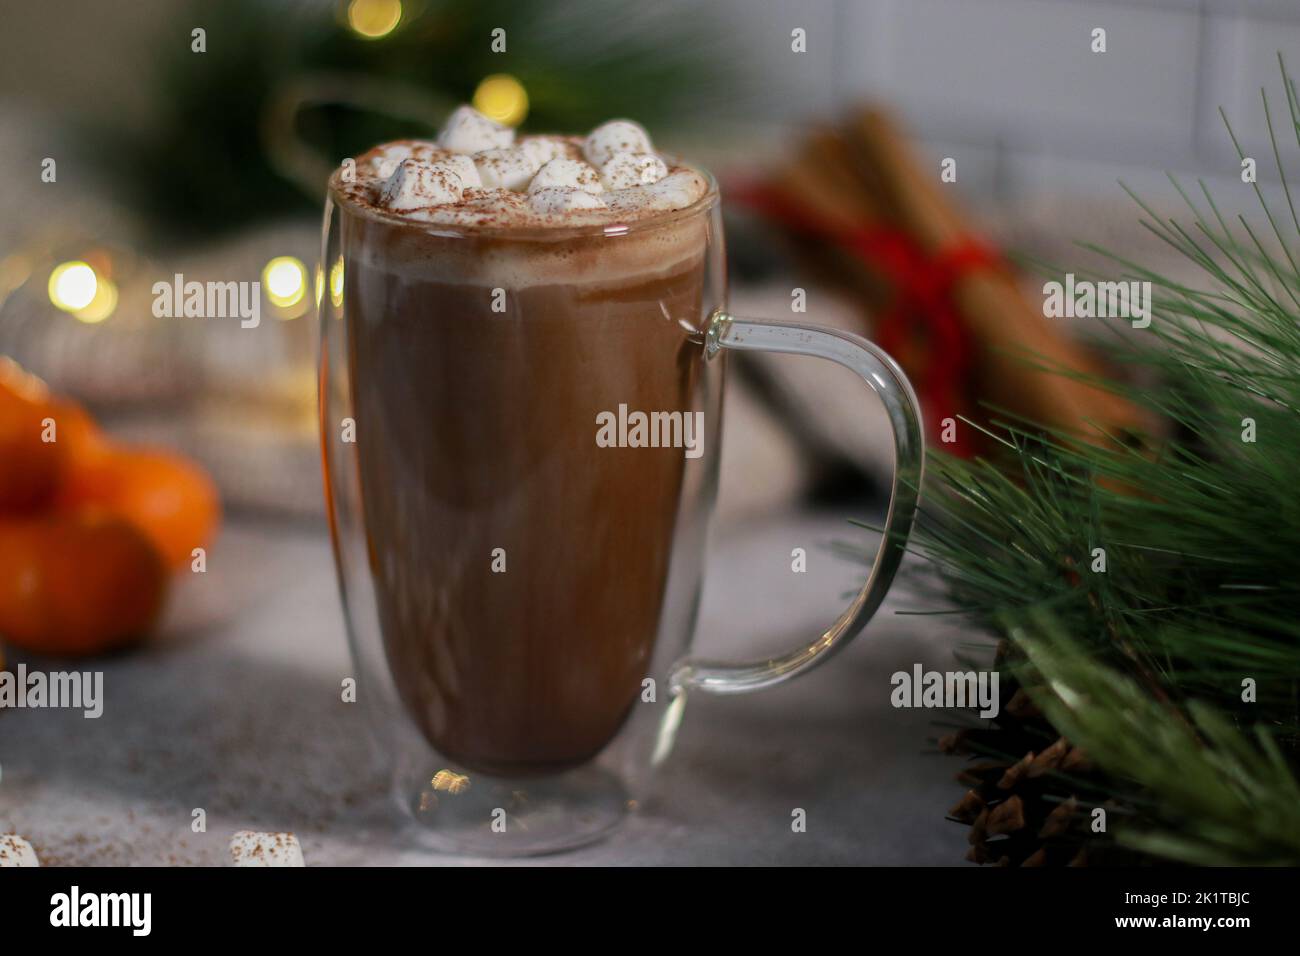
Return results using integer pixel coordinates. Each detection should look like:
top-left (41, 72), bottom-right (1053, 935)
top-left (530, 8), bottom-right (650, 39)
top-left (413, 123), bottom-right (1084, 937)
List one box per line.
top-left (2, 0), bottom-right (734, 245)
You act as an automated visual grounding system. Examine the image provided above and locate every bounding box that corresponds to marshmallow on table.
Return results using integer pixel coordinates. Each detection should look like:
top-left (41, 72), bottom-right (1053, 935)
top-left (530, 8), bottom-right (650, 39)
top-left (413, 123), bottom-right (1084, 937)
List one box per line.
top-left (584, 119), bottom-right (653, 168)
top-left (229, 830), bottom-right (305, 867)
top-left (0, 834), bottom-right (39, 867)
top-left (528, 158), bottom-right (604, 196)
top-left (529, 188), bottom-right (608, 213)
top-left (600, 152), bottom-right (667, 190)
top-left (438, 105), bottom-right (514, 154)
top-left (474, 147), bottom-right (539, 191)
top-left (380, 159), bottom-right (465, 210)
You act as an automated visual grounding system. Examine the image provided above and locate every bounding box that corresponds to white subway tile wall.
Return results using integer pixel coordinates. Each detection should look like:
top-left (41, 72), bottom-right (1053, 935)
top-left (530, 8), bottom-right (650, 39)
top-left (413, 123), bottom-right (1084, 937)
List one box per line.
top-left (724, 0), bottom-right (842, 119)
top-left (1198, 11), bottom-right (1300, 156)
top-left (721, 0), bottom-right (1300, 201)
top-left (841, 0), bottom-right (1202, 149)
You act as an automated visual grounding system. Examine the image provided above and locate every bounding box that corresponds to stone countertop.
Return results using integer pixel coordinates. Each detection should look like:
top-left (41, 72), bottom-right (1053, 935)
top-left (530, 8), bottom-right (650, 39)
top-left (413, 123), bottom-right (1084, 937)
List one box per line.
top-left (0, 510), bottom-right (975, 866)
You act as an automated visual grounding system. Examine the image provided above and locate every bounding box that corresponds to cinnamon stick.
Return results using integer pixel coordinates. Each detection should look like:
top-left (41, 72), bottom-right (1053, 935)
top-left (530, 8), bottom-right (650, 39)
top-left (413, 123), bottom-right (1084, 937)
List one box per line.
top-left (845, 107), bottom-right (1145, 441)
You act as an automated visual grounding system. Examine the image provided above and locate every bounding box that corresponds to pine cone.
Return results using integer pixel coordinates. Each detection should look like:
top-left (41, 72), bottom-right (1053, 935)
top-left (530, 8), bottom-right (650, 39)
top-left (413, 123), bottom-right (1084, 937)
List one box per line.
top-left (940, 667), bottom-right (1146, 866)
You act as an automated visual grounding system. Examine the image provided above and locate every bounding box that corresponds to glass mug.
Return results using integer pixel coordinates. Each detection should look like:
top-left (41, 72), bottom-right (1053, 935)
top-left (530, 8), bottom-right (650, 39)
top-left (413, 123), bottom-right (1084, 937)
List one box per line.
top-left (318, 167), bottom-right (923, 855)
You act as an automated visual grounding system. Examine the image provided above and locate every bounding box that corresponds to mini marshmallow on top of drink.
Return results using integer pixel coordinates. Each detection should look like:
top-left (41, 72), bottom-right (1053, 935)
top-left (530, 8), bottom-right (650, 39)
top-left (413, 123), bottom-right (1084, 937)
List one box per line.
top-left (371, 105), bottom-right (679, 218)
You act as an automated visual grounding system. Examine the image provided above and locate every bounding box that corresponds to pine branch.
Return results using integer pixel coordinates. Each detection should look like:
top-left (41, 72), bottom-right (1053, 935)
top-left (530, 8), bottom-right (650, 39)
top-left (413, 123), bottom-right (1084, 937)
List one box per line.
top-left (1009, 609), bottom-right (1300, 866)
top-left (900, 58), bottom-right (1300, 864)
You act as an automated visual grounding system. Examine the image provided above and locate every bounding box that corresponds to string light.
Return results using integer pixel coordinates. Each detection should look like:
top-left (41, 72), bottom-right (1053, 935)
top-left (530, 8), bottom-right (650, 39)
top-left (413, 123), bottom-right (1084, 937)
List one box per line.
top-left (263, 256), bottom-right (307, 312)
top-left (329, 256), bottom-right (345, 308)
top-left (347, 0), bottom-right (401, 39)
top-left (48, 261), bottom-right (98, 312)
top-left (473, 74), bottom-right (529, 127)
top-left (73, 276), bottom-right (118, 324)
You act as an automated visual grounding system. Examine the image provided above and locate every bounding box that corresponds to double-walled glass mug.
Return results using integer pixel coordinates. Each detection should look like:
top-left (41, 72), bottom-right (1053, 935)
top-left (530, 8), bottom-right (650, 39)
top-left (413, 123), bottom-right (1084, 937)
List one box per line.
top-left (318, 166), bottom-right (923, 855)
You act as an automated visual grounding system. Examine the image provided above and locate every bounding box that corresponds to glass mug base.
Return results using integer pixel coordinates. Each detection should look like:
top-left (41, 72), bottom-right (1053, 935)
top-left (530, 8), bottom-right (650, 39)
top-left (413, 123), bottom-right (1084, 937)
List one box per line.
top-left (398, 762), bottom-right (628, 857)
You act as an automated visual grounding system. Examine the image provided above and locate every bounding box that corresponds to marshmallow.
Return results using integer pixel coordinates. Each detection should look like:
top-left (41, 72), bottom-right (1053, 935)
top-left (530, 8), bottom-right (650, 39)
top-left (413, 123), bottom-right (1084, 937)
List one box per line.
top-left (0, 834), bottom-right (39, 867)
top-left (605, 168), bottom-right (709, 218)
top-left (474, 147), bottom-right (539, 191)
top-left (379, 159), bottom-right (464, 210)
top-left (584, 119), bottom-right (653, 168)
top-left (339, 113), bottom-right (711, 227)
top-left (600, 152), bottom-right (668, 190)
top-left (644, 169), bottom-right (707, 209)
top-left (437, 105), bottom-right (514, 154)
top-left (369, 143), bottom-right (412, 180)
top-left (519, 135), bottom-right (574, 169)
top-left (529, 188), bottom-right (608, 213)
top-left (528, 158), bottom-right (603, 196)
top-left (461, 187), bottom-right (531, 218)
top-left (229, 830), bottom-right (305, 867)
top-left (361, 141), bottom-right (442, 179)
top-left (462, 186), bottom-right (529, 210)
top-left (440, 153), bottom-right (481, 189)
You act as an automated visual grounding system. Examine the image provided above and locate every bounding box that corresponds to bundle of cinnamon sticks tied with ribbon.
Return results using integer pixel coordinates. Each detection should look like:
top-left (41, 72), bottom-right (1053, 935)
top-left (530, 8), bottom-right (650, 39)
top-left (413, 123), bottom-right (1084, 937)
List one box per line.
top-left (733, 107), bottom-right (1142, 457)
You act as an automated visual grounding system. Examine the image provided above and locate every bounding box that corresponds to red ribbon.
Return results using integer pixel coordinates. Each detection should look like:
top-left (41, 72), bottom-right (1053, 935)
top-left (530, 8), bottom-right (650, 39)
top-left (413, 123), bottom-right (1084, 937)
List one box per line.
top-left (729, 178), bottom-right (1005, 457)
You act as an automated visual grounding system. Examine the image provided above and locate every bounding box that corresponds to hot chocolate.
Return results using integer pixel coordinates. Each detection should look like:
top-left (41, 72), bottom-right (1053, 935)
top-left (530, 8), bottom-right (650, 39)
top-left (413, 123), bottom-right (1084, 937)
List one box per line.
top-left (333, 107), bottom-right (714, 775)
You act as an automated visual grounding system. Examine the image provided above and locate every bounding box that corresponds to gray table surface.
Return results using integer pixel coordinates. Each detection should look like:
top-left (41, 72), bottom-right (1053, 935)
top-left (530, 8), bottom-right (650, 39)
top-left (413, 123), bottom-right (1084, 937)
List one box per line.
top-left (0, 510), bottom-right (975, 866)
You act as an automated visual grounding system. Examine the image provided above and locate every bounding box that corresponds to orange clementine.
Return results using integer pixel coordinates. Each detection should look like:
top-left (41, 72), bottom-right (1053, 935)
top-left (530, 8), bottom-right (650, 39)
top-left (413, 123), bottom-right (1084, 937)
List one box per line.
top-left (0, 362), bottom-right (65, 513)
top-left (0, 510), bottom-right (167, 657)
top-left (49, 397), bottom-right (108, 466)
top-left (56, 445), bottom-right (220, 571)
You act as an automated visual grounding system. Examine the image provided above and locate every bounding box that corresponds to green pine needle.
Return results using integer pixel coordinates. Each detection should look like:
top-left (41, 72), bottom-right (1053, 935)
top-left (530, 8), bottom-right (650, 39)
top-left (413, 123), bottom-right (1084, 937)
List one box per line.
top-left (1008, 609), bottom-right (1300, 866)
top-left (901, 57), bottom-right (1300, 865)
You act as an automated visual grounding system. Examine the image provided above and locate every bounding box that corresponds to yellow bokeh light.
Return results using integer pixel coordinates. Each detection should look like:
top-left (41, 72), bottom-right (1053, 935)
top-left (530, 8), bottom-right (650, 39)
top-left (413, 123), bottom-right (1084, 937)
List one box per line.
top-left (347, 0), bottom-right (401, 39)
top-left (263, 256), bottom-right (307, 309)
top-left (73, 276), bottom-right (118, 323)
top-left (329, 256), bottom-right (345, 307)
top-left (48, 261), bottom-right (98, 312)
top-left (472, 74), bottom-right (529, 128)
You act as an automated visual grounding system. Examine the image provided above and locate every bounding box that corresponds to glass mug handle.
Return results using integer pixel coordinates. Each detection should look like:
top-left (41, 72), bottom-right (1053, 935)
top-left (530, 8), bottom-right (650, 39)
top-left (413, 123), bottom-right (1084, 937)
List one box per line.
top-left (670, 310), bottom-right (925, 695)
